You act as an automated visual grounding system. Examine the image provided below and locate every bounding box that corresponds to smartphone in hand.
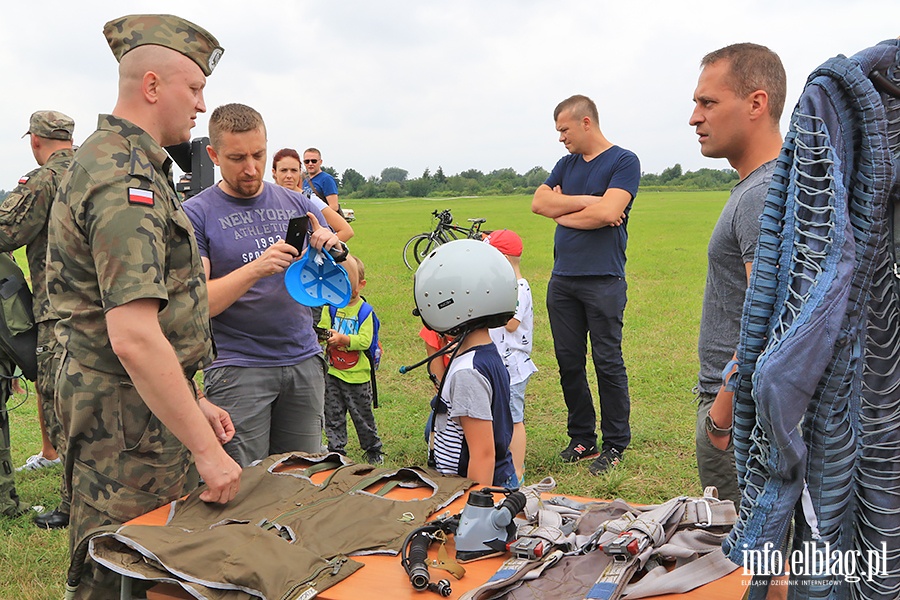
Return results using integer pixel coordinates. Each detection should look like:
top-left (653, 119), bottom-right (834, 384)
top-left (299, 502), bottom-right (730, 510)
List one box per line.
top-left (285, 216), bottom-right (310, 251)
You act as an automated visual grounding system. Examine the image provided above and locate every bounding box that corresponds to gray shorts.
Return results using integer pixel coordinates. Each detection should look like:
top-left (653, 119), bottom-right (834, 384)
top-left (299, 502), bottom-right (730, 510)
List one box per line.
top-left (510, 377), bottom-right (530, 423)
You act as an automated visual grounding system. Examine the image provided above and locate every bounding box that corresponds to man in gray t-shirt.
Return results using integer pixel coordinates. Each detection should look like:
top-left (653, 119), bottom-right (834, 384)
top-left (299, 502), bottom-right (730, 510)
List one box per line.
top-left (689, 43), bottom-right (787, 504)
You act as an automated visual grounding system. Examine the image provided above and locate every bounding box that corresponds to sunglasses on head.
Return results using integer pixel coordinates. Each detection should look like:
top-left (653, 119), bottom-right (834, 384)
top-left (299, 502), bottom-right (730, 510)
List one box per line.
top-left (304, 158), bottom-right (319, 164)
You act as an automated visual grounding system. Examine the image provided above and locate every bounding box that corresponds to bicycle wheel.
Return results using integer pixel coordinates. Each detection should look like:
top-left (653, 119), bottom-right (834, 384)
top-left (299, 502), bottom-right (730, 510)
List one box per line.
top-left (413, 234), bottom-right (441, 265)
top-left (403, 233), bottom-right (432, 269)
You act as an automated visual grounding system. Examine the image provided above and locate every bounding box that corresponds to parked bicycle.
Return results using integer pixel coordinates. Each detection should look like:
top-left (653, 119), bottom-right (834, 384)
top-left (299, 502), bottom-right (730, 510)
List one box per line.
top-left (403, 209), bottom-right (487, 269)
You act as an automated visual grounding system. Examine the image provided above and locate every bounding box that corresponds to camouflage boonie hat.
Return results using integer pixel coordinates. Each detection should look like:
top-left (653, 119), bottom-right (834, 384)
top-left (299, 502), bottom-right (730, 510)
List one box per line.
top-left (23, 110), bottom-right (75, 141)
top-left (103, 14), bottom-right (224, 76)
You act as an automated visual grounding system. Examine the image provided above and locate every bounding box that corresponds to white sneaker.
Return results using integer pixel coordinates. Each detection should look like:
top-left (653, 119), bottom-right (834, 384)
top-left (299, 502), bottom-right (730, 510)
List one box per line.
top-left (16, 453), bottom-right (61, 472)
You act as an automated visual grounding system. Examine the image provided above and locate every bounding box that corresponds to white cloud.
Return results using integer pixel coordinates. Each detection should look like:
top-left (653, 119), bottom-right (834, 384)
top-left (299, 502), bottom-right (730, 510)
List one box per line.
top-left (1, 0), bottom-right (897, 187)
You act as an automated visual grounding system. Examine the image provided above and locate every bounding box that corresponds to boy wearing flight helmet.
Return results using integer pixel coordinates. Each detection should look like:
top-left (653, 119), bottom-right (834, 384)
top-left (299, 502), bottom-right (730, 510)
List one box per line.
top-left (413, 239), bottom-right (518, 487)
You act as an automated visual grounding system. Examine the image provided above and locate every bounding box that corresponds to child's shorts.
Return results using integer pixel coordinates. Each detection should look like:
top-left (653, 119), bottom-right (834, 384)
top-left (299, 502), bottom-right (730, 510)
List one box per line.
top-left (510, 377), bottom-right (531, 423)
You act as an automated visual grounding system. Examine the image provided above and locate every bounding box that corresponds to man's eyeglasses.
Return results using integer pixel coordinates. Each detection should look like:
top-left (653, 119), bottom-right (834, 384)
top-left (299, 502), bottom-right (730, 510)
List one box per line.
top-left (304, 159), bottom-right (319, 164)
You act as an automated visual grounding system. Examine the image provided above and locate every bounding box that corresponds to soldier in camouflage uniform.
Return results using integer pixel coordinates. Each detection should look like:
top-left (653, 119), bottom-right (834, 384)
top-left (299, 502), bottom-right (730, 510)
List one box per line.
top-left (0, 110), bottom-right (75, 528)
top-left (0, 354), bottom-right (23, 516)
top-left (45, 15), bottom-right (240, 599)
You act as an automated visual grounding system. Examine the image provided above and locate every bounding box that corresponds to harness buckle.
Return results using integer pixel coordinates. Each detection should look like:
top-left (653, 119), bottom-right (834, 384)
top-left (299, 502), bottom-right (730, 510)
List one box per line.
top-left (694, 499), bottom-right (712, 527)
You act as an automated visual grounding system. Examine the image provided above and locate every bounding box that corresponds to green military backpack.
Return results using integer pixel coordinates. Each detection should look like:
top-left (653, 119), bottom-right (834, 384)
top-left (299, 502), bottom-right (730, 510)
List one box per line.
top-left (0, 253), bottom-right (38, 381)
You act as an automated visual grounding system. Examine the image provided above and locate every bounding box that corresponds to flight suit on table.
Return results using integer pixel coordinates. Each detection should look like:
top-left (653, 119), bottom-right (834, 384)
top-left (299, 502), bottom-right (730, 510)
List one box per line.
top-left (45, 114), bottom-right (214, 585)
top-left (89, 452), bottom-right (474, 599)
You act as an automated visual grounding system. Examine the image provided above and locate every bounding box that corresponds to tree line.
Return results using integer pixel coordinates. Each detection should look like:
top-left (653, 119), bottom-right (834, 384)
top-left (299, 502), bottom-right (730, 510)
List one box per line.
top-left (328, 163), bottom-right (739, 199)
top-left (0, 163), bottom-right (738, 203)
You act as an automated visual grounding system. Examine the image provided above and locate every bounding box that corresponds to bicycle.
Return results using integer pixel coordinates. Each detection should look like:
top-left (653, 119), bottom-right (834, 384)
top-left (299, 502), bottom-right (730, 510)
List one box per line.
top-left (402, 209), bottom-right (487, 269)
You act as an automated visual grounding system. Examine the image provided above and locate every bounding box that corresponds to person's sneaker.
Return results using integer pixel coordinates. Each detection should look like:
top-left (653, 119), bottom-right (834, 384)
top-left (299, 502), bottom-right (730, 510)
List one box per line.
top-left (588, 448), bottom-right (624, 476)
top-left (365, 450), bottom-right (384, 466)
top-left (559, 440), bottom-right (599, 463)
top-left (15, 453), bottom-right (61, 472)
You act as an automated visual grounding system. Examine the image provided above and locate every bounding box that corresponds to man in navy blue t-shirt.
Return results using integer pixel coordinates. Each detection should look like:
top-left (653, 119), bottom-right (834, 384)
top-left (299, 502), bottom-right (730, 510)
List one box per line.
top-left (532, 94), bottom-right (640, 475)
top-left (302, 147), bottom-right (340, 213)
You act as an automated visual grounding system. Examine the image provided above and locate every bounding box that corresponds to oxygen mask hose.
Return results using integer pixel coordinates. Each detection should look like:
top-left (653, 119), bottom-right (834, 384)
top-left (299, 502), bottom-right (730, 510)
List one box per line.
top-left (497, 490), bottom-right (527, 524)
top-left (405, 529), bottom-right (433, 591)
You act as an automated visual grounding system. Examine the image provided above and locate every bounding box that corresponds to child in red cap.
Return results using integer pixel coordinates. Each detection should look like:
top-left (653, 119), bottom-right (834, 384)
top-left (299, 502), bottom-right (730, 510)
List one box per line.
top-left (485, 229), bottom-right (536, 485)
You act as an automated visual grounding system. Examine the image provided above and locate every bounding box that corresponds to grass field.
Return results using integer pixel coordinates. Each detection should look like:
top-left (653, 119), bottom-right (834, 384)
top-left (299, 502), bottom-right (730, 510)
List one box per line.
top-left (1, 190), bottom-right (727, 599)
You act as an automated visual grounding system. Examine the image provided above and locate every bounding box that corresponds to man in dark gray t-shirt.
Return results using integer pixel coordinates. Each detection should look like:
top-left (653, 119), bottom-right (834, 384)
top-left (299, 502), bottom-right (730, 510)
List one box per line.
top-left (689, 43), bottom-right (786, 504)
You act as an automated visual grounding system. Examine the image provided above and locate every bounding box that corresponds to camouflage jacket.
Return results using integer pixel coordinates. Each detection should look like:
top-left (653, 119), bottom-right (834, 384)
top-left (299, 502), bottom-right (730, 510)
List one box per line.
top-left (0, 148), bottom-right (74, 324)
top-left (46, 115), bottom-right (213, 377)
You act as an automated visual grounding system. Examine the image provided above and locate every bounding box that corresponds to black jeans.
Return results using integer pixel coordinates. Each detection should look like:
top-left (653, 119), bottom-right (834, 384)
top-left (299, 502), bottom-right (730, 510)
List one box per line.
top-left (547, 275), bottom-right (631, 451)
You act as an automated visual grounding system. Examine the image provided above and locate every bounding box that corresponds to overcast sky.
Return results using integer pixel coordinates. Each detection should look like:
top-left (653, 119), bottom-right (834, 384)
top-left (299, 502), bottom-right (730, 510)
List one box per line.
top-left (1, 1), bottom-right (897, 188)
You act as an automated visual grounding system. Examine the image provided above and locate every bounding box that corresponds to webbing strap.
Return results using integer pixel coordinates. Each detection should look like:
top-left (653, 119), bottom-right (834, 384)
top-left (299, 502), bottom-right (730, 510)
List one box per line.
top-left (433, 532), bottom-right (466, 580)
top-left (680, 496), bottom-right (737, 528)
top-left (350, 467), bottom-right (434, 498)
top-left (622, 546), bottom-right (739, 599)
top-left (457, 550), bottom-right (565, 600)
top-left (585, 558), bottom-right (641, 600)
top-left (515, 508), bottom-right (576, 549)
top-left (373, 479), bottom-right (400, 497)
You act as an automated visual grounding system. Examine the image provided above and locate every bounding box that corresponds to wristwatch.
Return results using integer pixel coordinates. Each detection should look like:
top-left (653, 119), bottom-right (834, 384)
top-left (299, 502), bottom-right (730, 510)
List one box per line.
top-left (704, 408), bottom-right (732, 438)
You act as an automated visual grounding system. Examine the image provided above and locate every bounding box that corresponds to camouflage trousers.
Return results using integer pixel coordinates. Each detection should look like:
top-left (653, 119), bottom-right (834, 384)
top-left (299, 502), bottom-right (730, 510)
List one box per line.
top-left (0, 357), bottom-right (25, 517)
top-left (37, 323), bottom-right (69, 514)
top-left (324, 374), bottom-right (382, 455)
top-left (56, 350), bottom-right (198, 600)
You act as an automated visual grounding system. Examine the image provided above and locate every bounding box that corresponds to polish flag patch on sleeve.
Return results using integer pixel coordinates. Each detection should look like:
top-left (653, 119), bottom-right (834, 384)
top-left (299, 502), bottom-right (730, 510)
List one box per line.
top-left (128, 188), bottom-right (154, 206)
top-left (18, 176), bottom-right (29, 185)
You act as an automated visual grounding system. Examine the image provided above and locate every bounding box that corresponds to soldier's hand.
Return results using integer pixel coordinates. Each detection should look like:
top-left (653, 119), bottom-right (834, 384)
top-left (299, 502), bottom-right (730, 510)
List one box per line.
top-left (199, 397), bottom-right (235, 444)
top-left (253, 241), bottom-right (298, 278)
top-left (196, 448), bottom-right (242, 504)
top-left (307, 211), bottom-right (341, 253)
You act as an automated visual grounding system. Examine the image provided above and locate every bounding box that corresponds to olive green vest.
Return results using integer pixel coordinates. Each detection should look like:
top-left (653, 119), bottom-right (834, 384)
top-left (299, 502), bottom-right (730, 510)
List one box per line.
top-left (90, 452), bottom-right (473, 599)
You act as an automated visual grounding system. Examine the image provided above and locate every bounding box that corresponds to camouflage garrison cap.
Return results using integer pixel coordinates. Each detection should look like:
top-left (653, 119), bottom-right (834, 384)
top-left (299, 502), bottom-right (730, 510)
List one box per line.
top-left (23, 110), bottom-right (75, 140)
top-left (103, 14), bottom-right (224, 76)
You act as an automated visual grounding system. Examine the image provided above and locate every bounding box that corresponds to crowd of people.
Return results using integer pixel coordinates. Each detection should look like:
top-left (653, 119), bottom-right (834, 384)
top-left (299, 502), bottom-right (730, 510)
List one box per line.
top-left (0, 10), bottom-right (792, 597)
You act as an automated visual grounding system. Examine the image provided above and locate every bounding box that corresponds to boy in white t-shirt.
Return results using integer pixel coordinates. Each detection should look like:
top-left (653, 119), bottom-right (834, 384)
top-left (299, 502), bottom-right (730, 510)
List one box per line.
top-left (486, 230), bottom-right (537, 485)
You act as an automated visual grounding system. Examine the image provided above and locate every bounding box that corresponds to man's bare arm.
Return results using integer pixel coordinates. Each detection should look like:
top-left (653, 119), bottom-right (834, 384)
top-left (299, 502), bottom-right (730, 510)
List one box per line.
top-left (204, 242), bottom-right (297, 317)
top-left (107, 299), bottom-right (241, 503)
top-left (553, 188), bottom-right (632, 230)
top-left (321, 206), bottom-right (354, 242)
top-left (205, 212), bottom-right (340, 317)
top-left (532, 184), bottom-right (599, 218)
top-left (706, 261), bottom-right (754, 450)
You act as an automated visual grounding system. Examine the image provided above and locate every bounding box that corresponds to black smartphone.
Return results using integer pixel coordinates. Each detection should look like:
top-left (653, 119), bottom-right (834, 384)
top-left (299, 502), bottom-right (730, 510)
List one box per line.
top-left (285, 216), bottom-right (310, 250)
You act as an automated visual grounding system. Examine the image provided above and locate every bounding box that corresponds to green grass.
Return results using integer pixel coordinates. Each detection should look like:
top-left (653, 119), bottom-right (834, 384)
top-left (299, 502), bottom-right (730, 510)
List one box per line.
top-left (2, 191), bottom-right (727, 599)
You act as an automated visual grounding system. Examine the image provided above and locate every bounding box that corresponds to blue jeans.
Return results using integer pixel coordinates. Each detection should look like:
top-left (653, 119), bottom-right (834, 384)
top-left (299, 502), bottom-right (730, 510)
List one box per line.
top-left (547, 275), bottom-right (630, 451)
